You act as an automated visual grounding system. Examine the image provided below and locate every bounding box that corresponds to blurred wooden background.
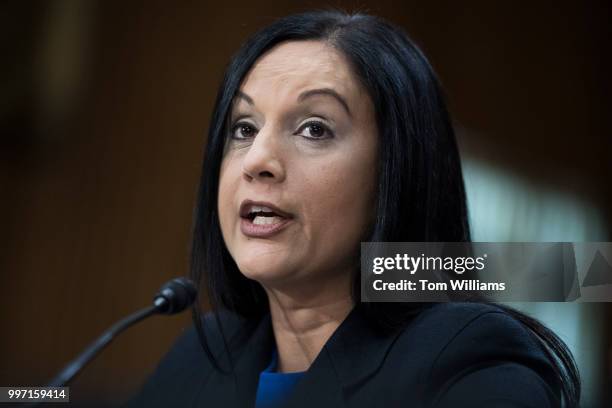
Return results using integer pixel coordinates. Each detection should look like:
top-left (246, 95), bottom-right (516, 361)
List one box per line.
top-left (1, 0), bottom-right (610, 406)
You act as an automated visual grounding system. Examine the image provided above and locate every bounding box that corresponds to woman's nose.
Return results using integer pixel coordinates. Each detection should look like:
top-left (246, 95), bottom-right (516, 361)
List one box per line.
top-left (241, 127), bottom-right (286, 183)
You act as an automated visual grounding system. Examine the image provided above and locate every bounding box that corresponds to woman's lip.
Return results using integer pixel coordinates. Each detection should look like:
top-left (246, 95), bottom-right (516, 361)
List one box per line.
top-left (240, 217), bottom-right (293, 238)
top-left (239, 199), bottom-right (293, 219)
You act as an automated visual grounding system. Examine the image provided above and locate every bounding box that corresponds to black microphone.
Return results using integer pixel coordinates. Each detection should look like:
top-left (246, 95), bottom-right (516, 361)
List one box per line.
top-left (46, 277), bottom-right (197, 388)
top-left (153, 277), bottom-right (198, 315)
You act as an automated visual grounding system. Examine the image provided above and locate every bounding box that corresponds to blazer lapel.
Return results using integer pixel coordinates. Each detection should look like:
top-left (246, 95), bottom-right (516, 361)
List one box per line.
top-left (194, 312), bottom-right (275, 408)
top-left (284, 305), bottom-right (407, 408)
top-left (195, 306), bottom-right (406, 408)
top-left (284, 347), bottom-right (346, 408)
top-left (233, 313), bottom-right (276, 407)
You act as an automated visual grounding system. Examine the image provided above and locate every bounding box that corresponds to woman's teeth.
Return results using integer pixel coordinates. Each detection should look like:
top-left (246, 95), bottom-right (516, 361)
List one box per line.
top-left (252, 215), bottom-right (283, 225)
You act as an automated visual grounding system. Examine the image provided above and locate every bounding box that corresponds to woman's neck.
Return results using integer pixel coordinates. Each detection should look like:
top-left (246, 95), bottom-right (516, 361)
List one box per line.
top-left (263, 276), bottom-right (354, 373)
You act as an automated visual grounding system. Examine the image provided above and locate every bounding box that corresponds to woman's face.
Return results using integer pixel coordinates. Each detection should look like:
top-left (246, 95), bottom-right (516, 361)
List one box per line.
top-left (218, 40), bottom-right (378, 292)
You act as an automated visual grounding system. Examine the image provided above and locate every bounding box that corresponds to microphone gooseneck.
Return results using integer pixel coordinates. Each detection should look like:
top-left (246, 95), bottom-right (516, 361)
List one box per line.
top-left (46, 277), bottom-right (197, 388)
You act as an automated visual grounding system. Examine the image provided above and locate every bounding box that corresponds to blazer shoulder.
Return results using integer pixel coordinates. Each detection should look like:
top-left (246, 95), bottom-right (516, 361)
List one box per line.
top-left (123, 309), bottom-right (250, 407)
top-left (400, 303), bottom-right (561, 407)
top-left (397, 302), bottom-right (519, 348)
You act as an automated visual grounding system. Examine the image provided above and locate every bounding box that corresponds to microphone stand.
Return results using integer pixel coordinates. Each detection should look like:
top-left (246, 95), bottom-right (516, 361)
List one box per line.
top-left (47, 299), bottom-right (166, 387)
top-left (21, 278), bottom-right (196, 408)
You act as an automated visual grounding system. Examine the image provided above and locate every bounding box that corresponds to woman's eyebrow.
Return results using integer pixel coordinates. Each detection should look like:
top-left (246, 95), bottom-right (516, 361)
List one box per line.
top-left (234, 90), bottom-right (254, 106)
top-left (234, 88), bottom-right (352, 117)
top-left (297, 88), bottom-right (352, 117)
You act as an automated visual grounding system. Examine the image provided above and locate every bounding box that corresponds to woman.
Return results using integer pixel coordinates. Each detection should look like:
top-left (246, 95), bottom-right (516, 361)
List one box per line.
top-left (127, 10), bottom-right (580, 408)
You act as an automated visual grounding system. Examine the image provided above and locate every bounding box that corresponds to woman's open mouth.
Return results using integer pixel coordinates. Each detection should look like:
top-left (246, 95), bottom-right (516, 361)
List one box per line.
top-left (239, 201), bottom-right (294, 238)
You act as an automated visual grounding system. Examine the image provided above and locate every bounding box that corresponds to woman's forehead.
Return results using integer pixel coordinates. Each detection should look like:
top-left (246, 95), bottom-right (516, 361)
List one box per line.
top-left (237, 40), bottom-right (367, 112)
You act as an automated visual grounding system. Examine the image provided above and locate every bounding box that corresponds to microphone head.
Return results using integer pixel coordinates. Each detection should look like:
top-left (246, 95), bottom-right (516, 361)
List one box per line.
top-left (153, 277), bottom-right (198, 314)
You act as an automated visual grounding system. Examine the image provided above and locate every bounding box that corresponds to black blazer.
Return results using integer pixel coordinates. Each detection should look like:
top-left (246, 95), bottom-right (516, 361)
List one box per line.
top-left (125, 303), bottom-right (560, 407)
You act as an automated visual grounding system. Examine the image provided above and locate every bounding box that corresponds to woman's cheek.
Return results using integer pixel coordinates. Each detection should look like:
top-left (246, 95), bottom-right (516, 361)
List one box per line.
top-left (217, 166), bottom-right (239, 246)
top-left (309, 165), bottom-right (365, 238)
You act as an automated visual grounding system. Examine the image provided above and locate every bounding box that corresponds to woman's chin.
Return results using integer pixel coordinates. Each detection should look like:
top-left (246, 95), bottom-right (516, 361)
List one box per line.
top-left (236, 258), bottom-right (297, 286)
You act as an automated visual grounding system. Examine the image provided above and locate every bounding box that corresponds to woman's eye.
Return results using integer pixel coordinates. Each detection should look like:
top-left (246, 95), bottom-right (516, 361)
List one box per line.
top-left (296, 121), bottom-right (333, 140)
top-left (231, 122), bottom-right (258, 139)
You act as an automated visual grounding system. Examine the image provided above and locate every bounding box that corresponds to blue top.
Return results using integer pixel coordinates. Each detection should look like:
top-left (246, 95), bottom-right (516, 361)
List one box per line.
top-left (254, 349), bottom-right (306, 408)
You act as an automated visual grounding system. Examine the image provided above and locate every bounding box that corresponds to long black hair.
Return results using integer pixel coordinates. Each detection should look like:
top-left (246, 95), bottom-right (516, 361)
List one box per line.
top-left (189, 10), bottom-right (580, 407)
